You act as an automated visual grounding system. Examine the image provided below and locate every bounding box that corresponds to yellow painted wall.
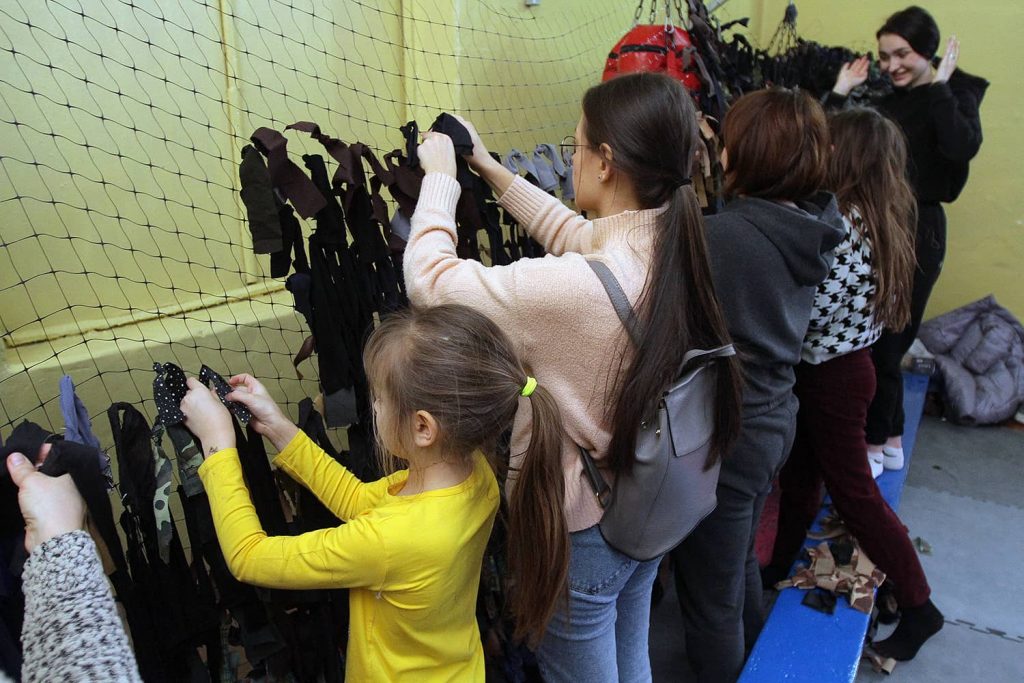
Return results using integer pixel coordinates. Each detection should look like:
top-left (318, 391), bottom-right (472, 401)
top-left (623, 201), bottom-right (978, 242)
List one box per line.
top-left (0, 0), bottom-right (409, 444)
top-left (2, 0), bottom-right (1019, 448)
top-left (453, 2), bottom-right (633, 154)
top-left (0, 0), bottom-right (637, 445)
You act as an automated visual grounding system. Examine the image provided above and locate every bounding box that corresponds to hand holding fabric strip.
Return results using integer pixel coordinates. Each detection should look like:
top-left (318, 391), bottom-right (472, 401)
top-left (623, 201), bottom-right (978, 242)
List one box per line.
top-left (418, 132), bottom-right (458, 179)
top-left (7, 448), bottom-right (86, 553)
top-left (180, 377), bottom-right (236, 457)
top-left (450, 115), bottom-right (493, 173)
top-left (227, 374), bottom-right (298, 451)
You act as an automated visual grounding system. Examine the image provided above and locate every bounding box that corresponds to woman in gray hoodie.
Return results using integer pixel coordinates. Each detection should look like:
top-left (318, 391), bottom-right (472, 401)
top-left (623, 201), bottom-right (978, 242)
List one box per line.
top-left (670, 88), bottom-right (845, 683)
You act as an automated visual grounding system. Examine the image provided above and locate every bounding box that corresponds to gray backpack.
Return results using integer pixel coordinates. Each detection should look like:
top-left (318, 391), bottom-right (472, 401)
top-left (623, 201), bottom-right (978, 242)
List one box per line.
top-left (580, 260), bottom-right (735, 561)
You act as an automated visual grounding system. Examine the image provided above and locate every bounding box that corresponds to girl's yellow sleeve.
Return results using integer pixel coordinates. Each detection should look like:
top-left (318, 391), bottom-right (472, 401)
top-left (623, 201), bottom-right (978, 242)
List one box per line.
top-left (199, 448), bottom-right (389, 590)
top-left (272, 430), bottom-right (399, 521)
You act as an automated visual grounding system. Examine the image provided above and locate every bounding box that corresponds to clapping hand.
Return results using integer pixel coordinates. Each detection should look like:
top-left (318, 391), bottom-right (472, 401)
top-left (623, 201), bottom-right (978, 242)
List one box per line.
top-left (934, 36), bottom-right (960, 84)
top-left (833, 55), bottom-right (870, 97)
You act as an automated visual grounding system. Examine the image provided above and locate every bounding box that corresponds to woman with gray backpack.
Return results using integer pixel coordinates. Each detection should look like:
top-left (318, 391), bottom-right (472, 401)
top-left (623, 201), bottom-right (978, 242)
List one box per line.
top-left (407, 72), bottom-right (742, 682)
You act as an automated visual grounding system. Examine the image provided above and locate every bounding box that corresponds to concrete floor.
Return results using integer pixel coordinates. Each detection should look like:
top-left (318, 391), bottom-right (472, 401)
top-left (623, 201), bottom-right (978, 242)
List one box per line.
top-left (855, 416), bottom-right (1024, 682)
top-left (650, 415), bottom-right (1024, 682)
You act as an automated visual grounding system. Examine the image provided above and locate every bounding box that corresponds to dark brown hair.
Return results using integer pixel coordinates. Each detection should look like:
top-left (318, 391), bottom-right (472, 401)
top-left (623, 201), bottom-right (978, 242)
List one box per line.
top-left (722, 88), bottom-right (829, 201)
top-left (363, 304), bottom-right (567, 646)
top-left (582, 73), bottom-right (742, 474)
top-left (827, 108), bottom-right (917, 331)
top-left (877, 6), bottom-right (940, 59)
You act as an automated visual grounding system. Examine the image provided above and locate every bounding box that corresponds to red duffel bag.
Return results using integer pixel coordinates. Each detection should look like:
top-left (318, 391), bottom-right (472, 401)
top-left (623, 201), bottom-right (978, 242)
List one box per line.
top-left (602, 24), bottom-right (702, 92)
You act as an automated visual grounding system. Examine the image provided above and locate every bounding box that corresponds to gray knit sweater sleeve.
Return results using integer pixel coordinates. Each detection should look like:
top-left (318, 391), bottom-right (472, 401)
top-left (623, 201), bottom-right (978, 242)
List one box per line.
top-left (20, 530), bottom-right (141, 683)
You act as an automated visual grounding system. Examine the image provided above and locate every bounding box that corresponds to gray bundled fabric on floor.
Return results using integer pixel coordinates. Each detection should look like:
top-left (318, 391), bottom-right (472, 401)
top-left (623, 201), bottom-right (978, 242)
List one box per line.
top-left (917, 295), bottom-right (1024, 425)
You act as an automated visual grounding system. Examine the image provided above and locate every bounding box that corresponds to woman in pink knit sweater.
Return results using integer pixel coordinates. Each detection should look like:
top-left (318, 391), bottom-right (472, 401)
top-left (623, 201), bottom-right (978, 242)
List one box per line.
top-left (407, 73), bottom-right (741, 682)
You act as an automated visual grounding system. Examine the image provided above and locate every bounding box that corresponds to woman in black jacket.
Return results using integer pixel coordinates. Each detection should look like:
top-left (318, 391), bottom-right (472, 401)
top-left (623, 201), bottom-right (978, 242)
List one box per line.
top-left (828, 5), bottom-right (988, 476)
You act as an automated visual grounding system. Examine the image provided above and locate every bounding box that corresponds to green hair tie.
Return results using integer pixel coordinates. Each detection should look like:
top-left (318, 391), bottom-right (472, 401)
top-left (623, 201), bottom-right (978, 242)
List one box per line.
top-left (520, 376), bottom-right (538, 397)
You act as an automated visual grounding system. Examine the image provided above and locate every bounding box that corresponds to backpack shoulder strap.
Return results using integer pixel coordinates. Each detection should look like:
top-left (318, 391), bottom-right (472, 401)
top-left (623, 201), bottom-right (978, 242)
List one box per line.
top-left (681, 344), bottom-right (737, 368)
top-left (586, 259), bottom-right (641, 347)
top-left (587, 259), bottom-right (736, 372)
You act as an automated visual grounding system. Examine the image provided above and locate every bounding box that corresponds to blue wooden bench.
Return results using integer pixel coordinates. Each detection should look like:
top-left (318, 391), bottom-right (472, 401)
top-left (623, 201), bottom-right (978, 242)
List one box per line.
top-left (739, 372), bottom-right (930, 683)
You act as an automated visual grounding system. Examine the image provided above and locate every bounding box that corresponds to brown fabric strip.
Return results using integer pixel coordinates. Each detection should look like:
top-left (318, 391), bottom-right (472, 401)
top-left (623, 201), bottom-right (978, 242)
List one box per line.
top-left (250, 127), bottom-right (326, 219)
top-left (293, 334), bottom-right (316, 381)
top-left (287, 121), bottom-right (352, 184)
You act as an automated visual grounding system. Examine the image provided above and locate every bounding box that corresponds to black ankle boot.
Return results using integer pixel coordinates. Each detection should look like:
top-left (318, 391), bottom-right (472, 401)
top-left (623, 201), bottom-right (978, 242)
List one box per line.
top-left (760, 563), bottom-right (790, 591)
top-left (872, 599), bottom-right (944, 661)
top-left (876, 581), bottom-right (901, 625)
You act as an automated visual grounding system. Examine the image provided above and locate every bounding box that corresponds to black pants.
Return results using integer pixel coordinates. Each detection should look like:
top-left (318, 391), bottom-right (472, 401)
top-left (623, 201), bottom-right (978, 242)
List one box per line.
top-left (865, 203), bottom-right (946, 445)
top-left (672, 397), bottom-right (798, 683)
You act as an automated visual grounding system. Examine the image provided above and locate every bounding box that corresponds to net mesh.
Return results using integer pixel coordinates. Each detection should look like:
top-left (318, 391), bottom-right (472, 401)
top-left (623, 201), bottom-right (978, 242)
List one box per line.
top-left (0, 0), bottom-right (644, 451)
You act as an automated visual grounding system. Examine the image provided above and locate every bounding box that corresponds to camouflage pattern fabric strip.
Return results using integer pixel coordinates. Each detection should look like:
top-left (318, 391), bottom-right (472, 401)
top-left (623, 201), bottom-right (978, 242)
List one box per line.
top-left (772, 531), bottom-right (887, 615)
top-left (149, 424), bottom-right (175, 564)
top-left (165, 422), bottom-right (205, 498)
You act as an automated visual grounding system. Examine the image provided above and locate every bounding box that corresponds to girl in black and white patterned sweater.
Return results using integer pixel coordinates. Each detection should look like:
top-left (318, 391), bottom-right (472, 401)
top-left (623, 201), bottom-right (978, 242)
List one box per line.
top-left (769, 108), bottom-right (945, 664)
top-left (803, 207), bottom-right (881, 365)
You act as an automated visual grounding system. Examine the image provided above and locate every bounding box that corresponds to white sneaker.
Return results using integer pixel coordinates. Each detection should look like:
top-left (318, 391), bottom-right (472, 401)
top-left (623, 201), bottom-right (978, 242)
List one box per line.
top-left (882, 446), bottom-right (904, 470)
top-left (868, 451), bottom-right (884, 479)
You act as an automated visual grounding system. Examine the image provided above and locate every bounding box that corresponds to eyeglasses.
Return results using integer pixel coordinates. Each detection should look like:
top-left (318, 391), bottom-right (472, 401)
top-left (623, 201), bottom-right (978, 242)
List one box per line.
top-left (559, 135), bottom-right (580, 160)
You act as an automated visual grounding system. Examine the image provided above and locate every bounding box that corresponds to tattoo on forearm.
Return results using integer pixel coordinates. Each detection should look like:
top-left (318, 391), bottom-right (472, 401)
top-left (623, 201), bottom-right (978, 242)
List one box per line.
top-left (207, 445), bottom-right (219, 456)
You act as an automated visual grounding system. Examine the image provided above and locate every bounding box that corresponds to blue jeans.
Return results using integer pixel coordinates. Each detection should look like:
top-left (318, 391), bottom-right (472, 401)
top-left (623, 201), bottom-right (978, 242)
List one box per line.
top-left (536, 525), bottom-right (661, 683)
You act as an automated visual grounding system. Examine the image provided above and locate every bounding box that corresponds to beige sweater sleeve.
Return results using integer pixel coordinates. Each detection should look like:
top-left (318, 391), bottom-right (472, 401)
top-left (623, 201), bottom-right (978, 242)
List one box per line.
top-left (404, 174), bottom-right (589, 352)
top-left (498, 176), bottom-right (594, 255)
top-left (405, 173), bottom-right (524, 331)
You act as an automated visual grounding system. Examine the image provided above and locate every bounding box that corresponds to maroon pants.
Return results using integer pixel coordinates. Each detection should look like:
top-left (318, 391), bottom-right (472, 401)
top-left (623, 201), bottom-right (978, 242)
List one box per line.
top-left (771, 349), bottom-right (931, 608)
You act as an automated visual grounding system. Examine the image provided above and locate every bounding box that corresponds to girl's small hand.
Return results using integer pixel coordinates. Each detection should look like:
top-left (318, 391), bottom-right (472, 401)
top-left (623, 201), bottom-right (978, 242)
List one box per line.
top-left (452, 115), bottom-right (495, 173)
top-left (933, 36), bottom-right (959, 84)
top-left (418, 132), bottom-right (457, 178)
top-left (227, 374), bottom-right (298, 449)
top-left (833, 55), bottom-right (870, 96)
top-left (181, 377), bottom-right (235, 457)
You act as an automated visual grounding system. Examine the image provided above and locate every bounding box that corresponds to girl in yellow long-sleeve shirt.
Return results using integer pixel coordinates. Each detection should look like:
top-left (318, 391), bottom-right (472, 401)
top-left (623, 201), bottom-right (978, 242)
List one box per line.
top-left (180, 304), bottom-right (567, 681)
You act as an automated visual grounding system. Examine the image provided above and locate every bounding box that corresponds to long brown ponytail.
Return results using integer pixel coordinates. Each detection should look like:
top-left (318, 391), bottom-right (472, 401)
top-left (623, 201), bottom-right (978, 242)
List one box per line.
top-left (827, 108), bottom-right (917, 331)
top-left (581, 73), bottom-right (743, 472)
top-left (507, 384), bottom-right (567, 644)
top-left (362, 304), bottom-right (568, 646)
